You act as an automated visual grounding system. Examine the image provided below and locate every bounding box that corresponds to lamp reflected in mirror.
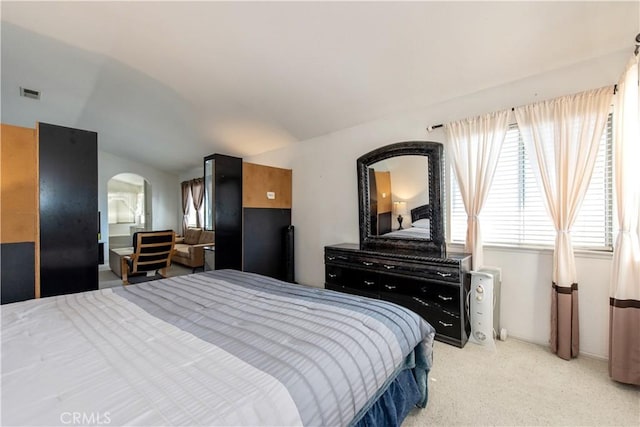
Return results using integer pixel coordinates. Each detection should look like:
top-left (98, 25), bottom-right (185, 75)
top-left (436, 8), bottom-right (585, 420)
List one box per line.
top-left (393, 201), bottom-right (407, 230)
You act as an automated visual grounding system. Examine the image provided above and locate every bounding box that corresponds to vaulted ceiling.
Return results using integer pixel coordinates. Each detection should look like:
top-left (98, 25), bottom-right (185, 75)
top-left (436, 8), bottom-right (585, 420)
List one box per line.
top-left (1, 1), bottom-right (637, 173)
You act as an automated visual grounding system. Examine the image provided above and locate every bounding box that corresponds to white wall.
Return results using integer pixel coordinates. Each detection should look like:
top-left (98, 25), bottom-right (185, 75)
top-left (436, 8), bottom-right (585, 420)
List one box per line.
top-left (179, 166), bottom-right (205, 183)
top-left (246, 51), bottom-right (626, 359)
top-left (99, 151), bottom-right (179, 255)
top-left (481, 246), bottom-right (612, 359)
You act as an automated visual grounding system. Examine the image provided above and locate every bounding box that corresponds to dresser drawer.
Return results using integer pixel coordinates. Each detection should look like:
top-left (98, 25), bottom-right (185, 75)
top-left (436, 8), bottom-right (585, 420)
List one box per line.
top-left (326, 251), bottom-right (380, 270)
top-left (374, 259), bottom-right (460, 283)
top-left (325, 252), bottom-right (352, 263)
top-left (326, 283), bottom-right (378, 300)
top-left (416, 281), bottom-right (461, 312)
top-left (421, 305), bottom-right (462, 342)
top-left (378, 275), bottom-right (461, 312)
top-left (383, 294), bottom-right (462, 342)
top-left (326, 265), bottom-right (380, 295)
top-left (327, 251), bottom-right (460, 283)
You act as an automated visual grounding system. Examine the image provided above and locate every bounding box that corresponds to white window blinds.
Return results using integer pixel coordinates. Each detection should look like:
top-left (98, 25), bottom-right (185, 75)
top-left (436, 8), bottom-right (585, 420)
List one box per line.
top-left (451, 115), bottom-right (613, 249)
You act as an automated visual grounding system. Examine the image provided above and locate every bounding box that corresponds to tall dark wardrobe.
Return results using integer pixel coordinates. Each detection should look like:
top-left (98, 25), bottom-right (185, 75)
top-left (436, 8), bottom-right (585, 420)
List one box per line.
top-left (203, 154), bottom-right (294, 282)
top-left (39, 123), bottom-right (98, 297)
top-left (204, 154), bottom-right (243, 271)
top-left (0, 122), bottom-right (98, 304)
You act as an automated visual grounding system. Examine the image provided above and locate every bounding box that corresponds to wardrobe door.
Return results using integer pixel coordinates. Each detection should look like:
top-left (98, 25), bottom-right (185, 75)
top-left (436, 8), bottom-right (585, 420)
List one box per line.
top-left (209, 154), bottom-right (243, 270)
top-left (39, 123), bottom-right (98, 297)
top-left (0, 124), bottom-right (37, 303)
top-left (243, 208), bottom-right (291, 281)
top-left (242, 162), bottom-right (293, 281)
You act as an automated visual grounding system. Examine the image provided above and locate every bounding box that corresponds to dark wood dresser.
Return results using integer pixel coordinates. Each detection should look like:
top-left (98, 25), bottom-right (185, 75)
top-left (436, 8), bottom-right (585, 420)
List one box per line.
top-left (325, 243), bottom-right (472, 347)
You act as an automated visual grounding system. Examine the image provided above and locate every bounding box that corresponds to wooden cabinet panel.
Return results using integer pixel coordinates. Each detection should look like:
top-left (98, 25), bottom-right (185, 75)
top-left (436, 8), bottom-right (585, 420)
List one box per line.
top-left (205, 156), bottom-right (294, 280)
top-left (0, 124), bottom-right (37, 244)
top-left (243, 161), bottom-right (294, 281)
top-left (1, 123), bottom-right (38, 302)
top-left (374, 171), bottom-right (392, 214)
top-left (1, 242), bottom-right (36, 304)
top-left (243, 207), bottom-right (291, 281)
top-left (243, 162), bottom-right (292, 209)
top-left (1, 213), bottom-right (37, 245)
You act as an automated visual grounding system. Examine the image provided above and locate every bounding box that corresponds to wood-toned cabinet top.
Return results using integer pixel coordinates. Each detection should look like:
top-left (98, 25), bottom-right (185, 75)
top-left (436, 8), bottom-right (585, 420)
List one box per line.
top-left (243, 162), bottom-right (292, 209)
top-left (0, 124), bottom-right (38, 245)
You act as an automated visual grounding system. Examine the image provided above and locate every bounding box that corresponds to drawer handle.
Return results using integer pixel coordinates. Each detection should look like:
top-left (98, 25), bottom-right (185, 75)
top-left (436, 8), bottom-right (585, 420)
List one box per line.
top-left (438, 320), bottom-right (453, 328)
top-left (362, 261), bottom-right (374, 266)
top-left (327, 256), bottom-right (336, 261)
top-left (413, 297), bottom-right (430, 307)
top-left (328, 273), bottom-right (337, 278)
top-left (436, 272), bottom-right (453, 278)
top-left (364, 280), bottom-right (375, 286)
top-left (383, 264), bottom-right (395, 270)
top-left (337, 256), bottom-right (349, 260)
top-left (438, 294), bottom-right (453, 301)
top-left (384, 284), bottom-right (397, 290)
top-left (443, 309), bottom-right (460, 319)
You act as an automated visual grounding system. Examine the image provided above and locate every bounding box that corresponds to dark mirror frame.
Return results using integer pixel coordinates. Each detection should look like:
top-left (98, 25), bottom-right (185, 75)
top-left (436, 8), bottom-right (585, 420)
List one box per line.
top-left (357, 141), bottom-right (445, 256)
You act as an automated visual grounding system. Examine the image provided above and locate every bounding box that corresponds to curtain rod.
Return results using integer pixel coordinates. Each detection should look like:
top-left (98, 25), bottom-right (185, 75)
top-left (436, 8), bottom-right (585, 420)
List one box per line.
top-left (426, 33), bottom-right (639, 132)
top-left (426, 108), bottom-right (515, 132)
top-left (426, 85), bottom-right (617, 131)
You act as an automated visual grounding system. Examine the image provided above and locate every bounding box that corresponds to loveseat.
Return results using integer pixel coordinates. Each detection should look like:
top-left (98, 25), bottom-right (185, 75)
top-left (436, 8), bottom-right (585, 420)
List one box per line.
top-left (172, 228), bottom-right (214, 270)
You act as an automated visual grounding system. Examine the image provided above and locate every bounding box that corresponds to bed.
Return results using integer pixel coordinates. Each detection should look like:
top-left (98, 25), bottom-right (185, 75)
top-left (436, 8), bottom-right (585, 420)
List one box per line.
top-left (383, 205), bottom-right (431, 240)
top-left (2, 269), bottom-right (435, 426)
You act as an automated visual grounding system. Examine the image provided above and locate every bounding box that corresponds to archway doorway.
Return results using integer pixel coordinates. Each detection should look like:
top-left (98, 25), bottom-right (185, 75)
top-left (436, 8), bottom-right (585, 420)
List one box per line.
top-left (107, 173), bottom-right (152, 249)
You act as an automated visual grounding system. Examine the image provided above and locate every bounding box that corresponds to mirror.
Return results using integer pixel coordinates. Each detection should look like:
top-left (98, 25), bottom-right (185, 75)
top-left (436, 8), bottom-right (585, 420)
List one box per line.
top-left (357, 141), bottom-right (445, 255)
top-left (204, 156), bottom-right (214, 230)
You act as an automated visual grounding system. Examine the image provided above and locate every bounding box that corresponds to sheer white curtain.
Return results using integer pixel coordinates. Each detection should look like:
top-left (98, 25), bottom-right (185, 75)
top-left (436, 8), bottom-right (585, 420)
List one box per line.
top-left (609, 56), bottom-right (640, 385)
top-left (181, 181), bottom-right (190, 235)
top-left (190, 178), bottom-right (205, 228)
top-left (445, 110), bottom-right (510, 270)
top-left (514, 86), bottom-right (614, 360)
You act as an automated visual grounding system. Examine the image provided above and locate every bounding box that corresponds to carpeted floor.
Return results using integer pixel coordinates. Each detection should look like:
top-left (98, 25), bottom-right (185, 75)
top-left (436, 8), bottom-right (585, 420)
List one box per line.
top-left (404, 338), bottom-right (639, 426)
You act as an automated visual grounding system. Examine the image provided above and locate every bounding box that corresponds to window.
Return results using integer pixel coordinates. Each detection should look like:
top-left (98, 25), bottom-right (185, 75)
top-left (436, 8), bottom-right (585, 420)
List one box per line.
top-left (450, 115), bottom-right (613, 250)
top-left (186, 191), bottom-right (198, 228)
top-left (107, 176), bottom-right (146, 225)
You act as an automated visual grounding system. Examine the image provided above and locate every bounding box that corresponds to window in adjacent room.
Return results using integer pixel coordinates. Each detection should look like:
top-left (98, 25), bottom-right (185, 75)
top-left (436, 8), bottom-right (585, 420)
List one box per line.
top-left (450, 114), bottom-right (613, 250)
top-left (186, 190), bottom-right (198, 228)
top-left (108, 175), bottom-right (146, 226)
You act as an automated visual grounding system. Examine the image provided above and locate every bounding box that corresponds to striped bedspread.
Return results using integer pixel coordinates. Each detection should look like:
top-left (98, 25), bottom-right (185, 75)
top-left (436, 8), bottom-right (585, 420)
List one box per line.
top-left (2, 270), bottom-right (434, 426)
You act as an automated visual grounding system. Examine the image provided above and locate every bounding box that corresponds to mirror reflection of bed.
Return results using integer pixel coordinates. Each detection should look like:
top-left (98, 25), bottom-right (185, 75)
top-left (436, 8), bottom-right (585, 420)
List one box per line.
top-left (383, 206), bottom-right (431, 239)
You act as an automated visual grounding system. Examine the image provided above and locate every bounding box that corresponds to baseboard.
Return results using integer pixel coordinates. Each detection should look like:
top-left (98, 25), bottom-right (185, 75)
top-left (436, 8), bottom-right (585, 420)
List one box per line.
top-left (504, 334), bottom-right (608, 361)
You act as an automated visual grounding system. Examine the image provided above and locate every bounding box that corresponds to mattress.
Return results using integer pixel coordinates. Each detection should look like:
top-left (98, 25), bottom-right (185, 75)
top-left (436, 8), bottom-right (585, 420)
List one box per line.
top-left (383, 226), bottom-right (431, 240)
top-left (2, 269), bottom-right (435, 426)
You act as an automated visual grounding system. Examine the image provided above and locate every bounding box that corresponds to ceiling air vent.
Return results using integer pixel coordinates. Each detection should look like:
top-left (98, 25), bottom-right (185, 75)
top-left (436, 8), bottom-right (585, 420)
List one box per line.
top-left (20, 87), bottom-right (40, 100)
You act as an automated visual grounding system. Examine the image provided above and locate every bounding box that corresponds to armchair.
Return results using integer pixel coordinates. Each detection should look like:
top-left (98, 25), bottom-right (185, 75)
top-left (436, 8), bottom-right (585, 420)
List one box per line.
top-left (121, 230), bottom-right (175, 285)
